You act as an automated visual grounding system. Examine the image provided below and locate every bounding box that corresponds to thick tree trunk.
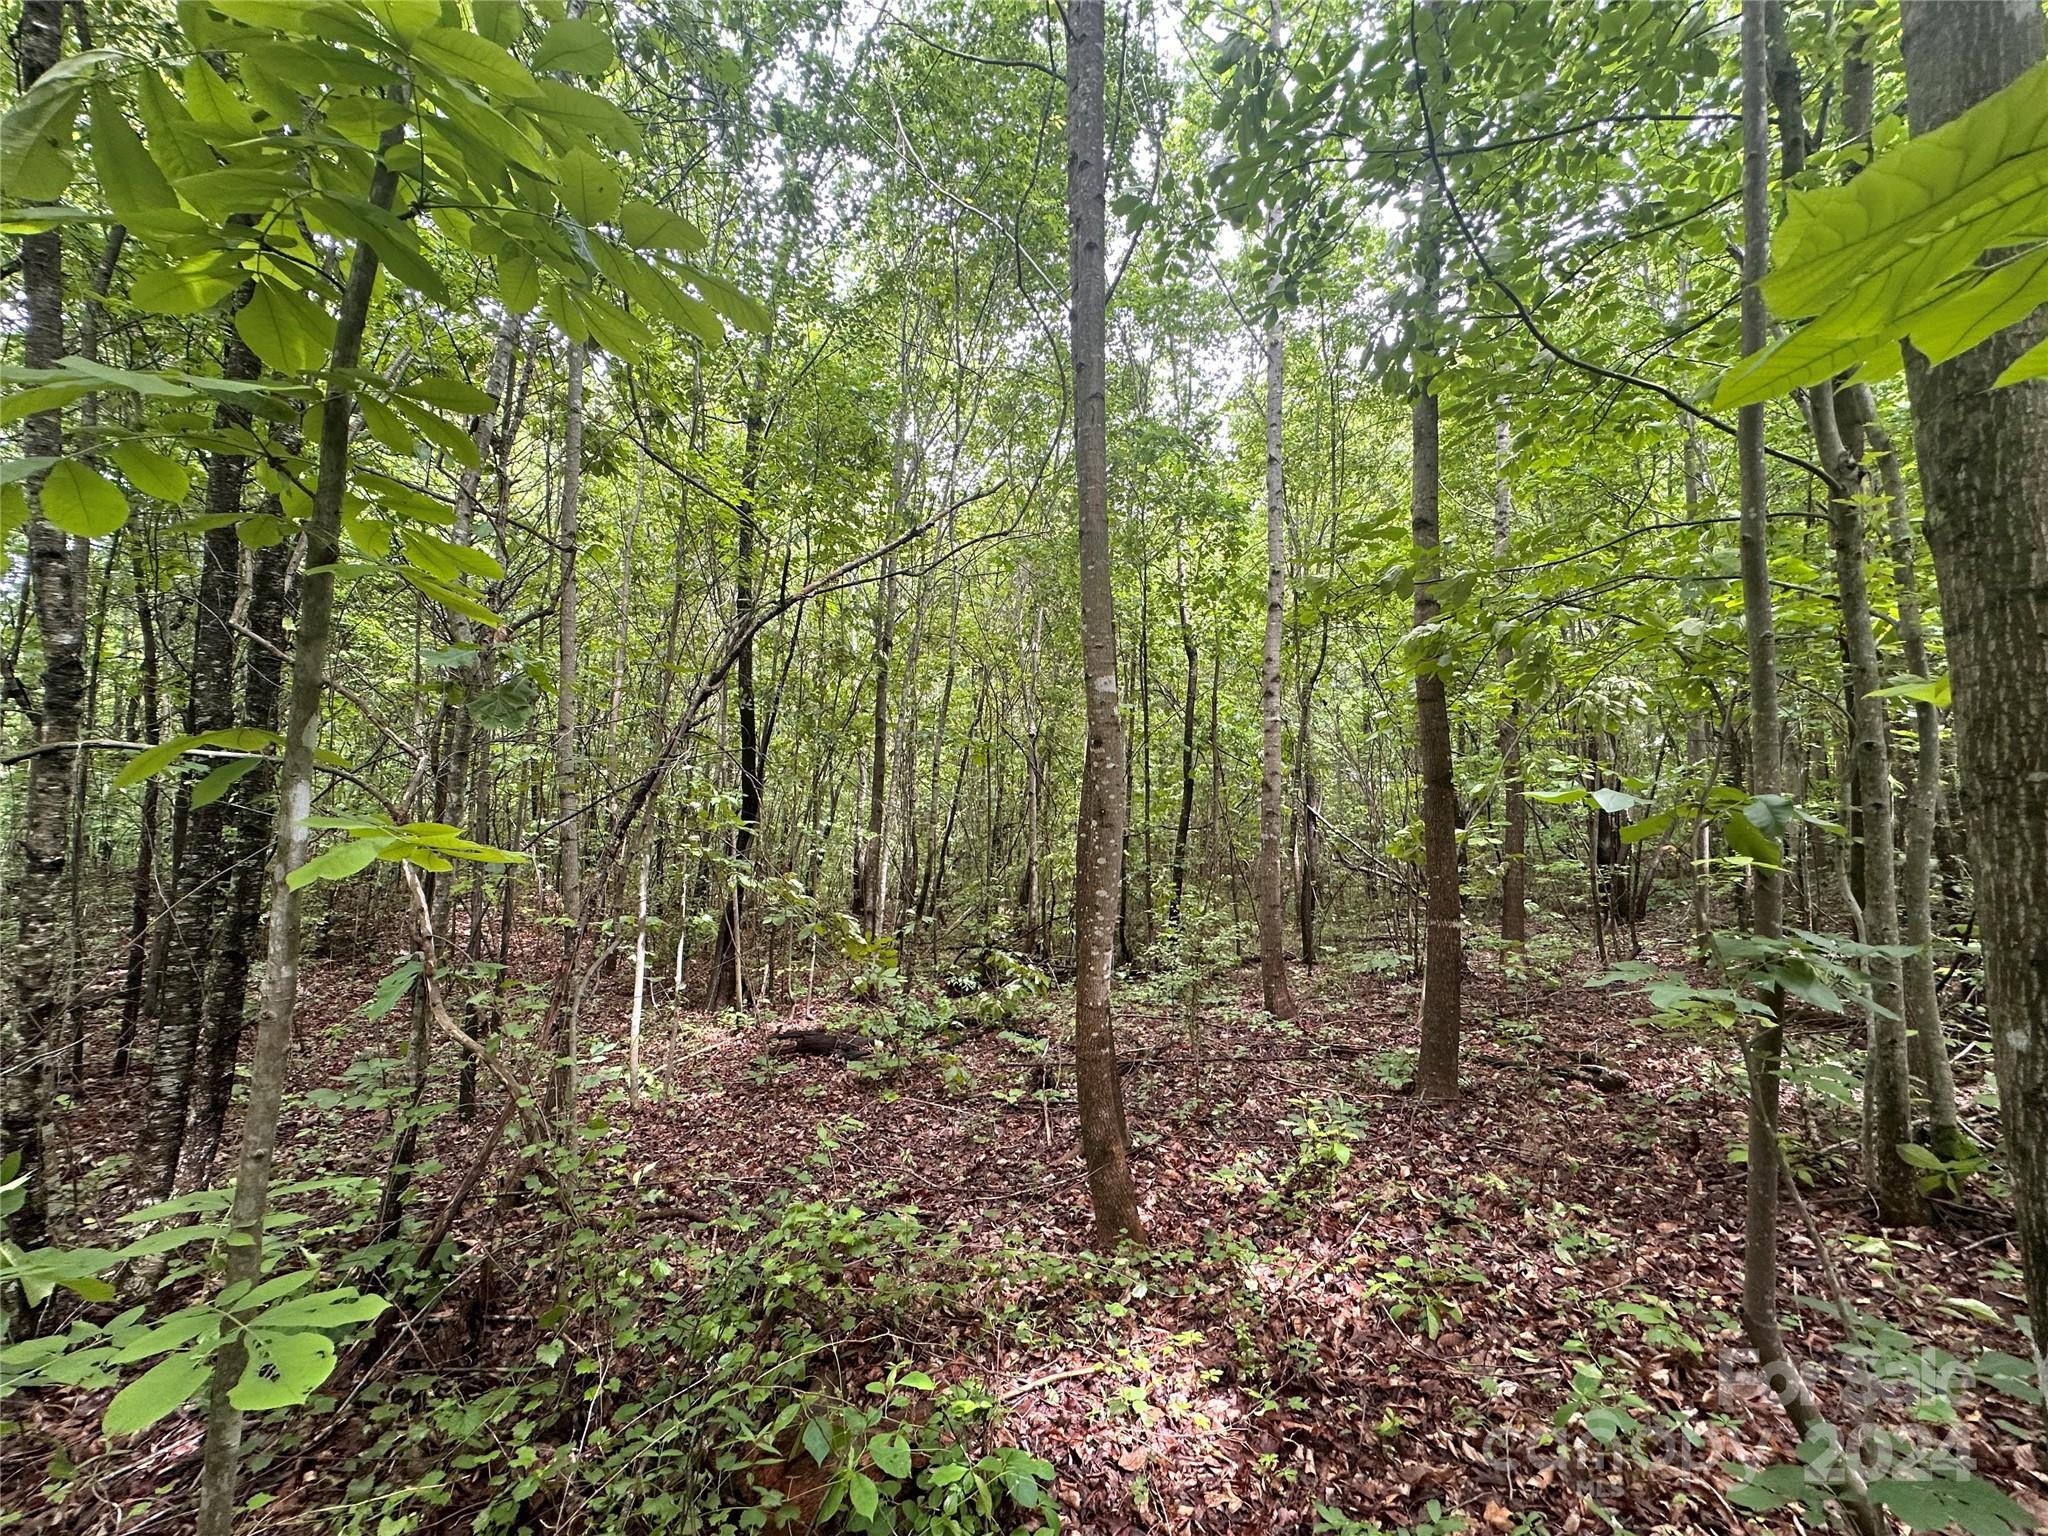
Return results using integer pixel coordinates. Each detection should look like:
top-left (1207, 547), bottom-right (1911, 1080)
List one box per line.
top-left (1257, 317), bottom-right (1298, 1019)
top-left (4, 0), bottom-right (75, 1283)
top-left (1898, 0), bottom-right (2048, 1406)
top-left (1411, 187), bottom-right (1461, 1102)
top-left (1066, 0), bottom-right (1143, 1247)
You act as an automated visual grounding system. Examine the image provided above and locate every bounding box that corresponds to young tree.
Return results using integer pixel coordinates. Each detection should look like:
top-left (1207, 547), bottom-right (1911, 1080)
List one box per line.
top-left (1066, 0), bottom-right (1144, 1247)
top-left (1257, 312), bottom-right (1299, 1020)
top-left (1410, 183), bottom-right (1460, 1103)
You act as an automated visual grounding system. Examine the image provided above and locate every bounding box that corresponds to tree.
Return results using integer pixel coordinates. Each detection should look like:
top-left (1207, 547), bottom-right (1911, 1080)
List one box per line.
top-left (1066, 0), bottom-right (1144, 1248)
top-left (1897, 0), bottom-right (2048, 1403)
top-left (1410, 180), bottom-right (1461, 1103)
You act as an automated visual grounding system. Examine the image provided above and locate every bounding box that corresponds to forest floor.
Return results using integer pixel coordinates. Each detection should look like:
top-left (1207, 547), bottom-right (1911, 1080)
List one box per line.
top-left (17, 927), bottom-right (2045, 1535)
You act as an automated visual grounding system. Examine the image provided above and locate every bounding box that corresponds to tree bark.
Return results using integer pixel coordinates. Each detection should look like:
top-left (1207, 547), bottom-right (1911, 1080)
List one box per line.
top-left (1898, 0), bottom-right (2048, 1406)
top-left (550, 341), bottom-right (586, 1110)
top-left (1863, 407), bottom-right (1961, 1158)
top-left (1494, 406), bottom-right (1526, 950)
top-left (188, 537), bottom-right (291, 1180)
top-left (1066, 0), bottom-right (1143, 1247)
top-left (137, 302), bottom-right (262, 1198)
top-left (1257, 315), bottom-right (1299, 1018)
top-left (4, 0), bottom-right (75, 1284)
top-left (194, 120), bottom-right (402, 1536)
top-left (1411, 184), bottom-right (1461, 1102)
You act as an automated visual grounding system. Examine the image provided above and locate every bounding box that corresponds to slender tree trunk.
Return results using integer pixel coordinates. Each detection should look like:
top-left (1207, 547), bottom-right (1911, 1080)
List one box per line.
top-left (1898, 0), bottom-right (2048, 1407)
top-left (709, 395), bottom-right (768, 1009)
top-left (859, 553), bottom-right (894, 939)
top-left (1812, 385), bottom-right (1922, 1224)
top-left (194, 123), bottom-right (401, 1536)
top-left (4, 0), bottom-right (74, 1285)
top-left (138, 304), bottom-right (262, 1198)
top-left (1494, 407), bottom-right (1526, 949)
top-left (1257, 315), bottom-right (1298, 1018)
top-left (1411, 184), bottom-right (1461, 1102)
top-left (1066, 0), bottom-right (1143, 1247)
top-left (116, 547), bottom-right (162, 1076)
top-left (549, 341), bottom-right (586, 1112)
top-left (1170, 539), bottom-right (1197, 922)
top-left (1734, 18), bottom-right (1880, 1524)
top-left (1864, 408), bottom-right (1960, 1157)
top-left (188, 538), bottom-right (291, 1180)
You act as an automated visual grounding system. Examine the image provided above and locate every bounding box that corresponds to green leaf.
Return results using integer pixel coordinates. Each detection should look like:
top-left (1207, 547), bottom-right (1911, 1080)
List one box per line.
top-left (1994, 333), bottom-right (2048, 388)
top-left (1909, 243), bottom-right (2048, 367)
top-left (1870, 1475), bottom-right (2037, 1536)
top-left (802, 1417), bottom-right (833, 1466)
top-left (250, 1287), bottom-right (388, 1330)
top-left (236, 281), bottom-right (331, 375)
top-left (88, 86), bottom-right (177, 222)
top-left (190, 756), bottom-right (263, 809)
top-left (846, 1470), bottom-right (879, 1520)
top-left (400, 374), bottom-right (497, 414)
top-left (620, 198), bottom-right (706, 255)
top-left (107, 441), bottom-right (190, 503)
top-left (1868, 674), bottom-right (1951, 708)
top-left (1764, 59), bottom-right (2048, 322)
top-left (553, 146), bottom-right (621, 225)
top-left (411, 27), bottom-right (537, 100)
top-left (286, 837), bottom-right (389, 890)
top-left (533, 17), bottom-right (615, 76)
top-left (230, 1328), bottom-right (336, 1411)
top-left (104, 1351), bottom-right (210, 1436)
top-left (1, 65), bottom-right (94, 203)
top-left (871, 1431), bottom-right (912, 1480)
top-left (40, 459), bottom-right (129, 537)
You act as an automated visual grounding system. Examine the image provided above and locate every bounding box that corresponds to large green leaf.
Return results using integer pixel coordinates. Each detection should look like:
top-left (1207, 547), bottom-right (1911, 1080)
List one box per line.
top-left (103, 1351), bottom-right (210, 1436)
top-left (39, 459), bottom-right (129, 537)
top-left (286, 837), bottom-right (389, 890)
top-left (533, 17), bottom-right (615, 76)
top-left (411, 27), bottom-right (537, 100)
top-left (230, 1328), bottom-right (336, 1412)
top-left (236, 280), bottom-right (331, 374)
top-left (1763, 59), bottom-right (2048, 322)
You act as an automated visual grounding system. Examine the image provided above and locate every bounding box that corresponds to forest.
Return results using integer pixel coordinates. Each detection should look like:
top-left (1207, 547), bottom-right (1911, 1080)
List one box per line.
top-left (2, 0), bottom-right (2046, 1530)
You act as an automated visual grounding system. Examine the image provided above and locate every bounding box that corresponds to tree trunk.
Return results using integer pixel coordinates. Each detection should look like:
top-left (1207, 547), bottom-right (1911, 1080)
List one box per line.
top-left (1813, 385), bottom-right (1922, 1224)
top-left (1864, 407), bottom-right (1961, 1158)
top-left (1411, 184), bottom-right (1461, 1103)
top-left (1898, 0), bottom-right (2048, 1407)
top-left (550, 341), bottom-right (586, 1108)
top-left (137, 303), bottom-right (262, 1198)
top-left (1257, 315), bottom-right (1298, 1019)
top-left (1734, 20), bottom-right (1880, 1526)
top-left (4, 0), bottom-right (75, 1284)
top-left (188, 537), bottom-right (291, 1180)
top-left (1170, 539), bottom-right (1197, 922)
top-left (194, 123), bottom-right (401, 1536)
top-left (115, 546), bottom-right (162, 1077)
top-left (1065, 0), bottom-right (1143, 1247)
top-left (1494, 407), bottom-right (1527, 949)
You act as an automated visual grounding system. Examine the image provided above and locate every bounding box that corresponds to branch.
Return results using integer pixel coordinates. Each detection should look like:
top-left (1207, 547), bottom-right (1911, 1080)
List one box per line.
top-left (1402, 10), bottom-right (1841, 493)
